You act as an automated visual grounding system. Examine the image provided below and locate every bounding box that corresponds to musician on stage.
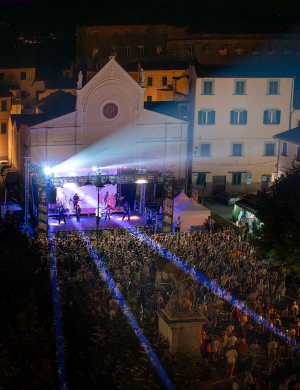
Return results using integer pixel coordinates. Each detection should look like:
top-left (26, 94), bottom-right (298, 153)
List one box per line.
top-left (104, 191), bottom-right (110, 207)
top-left (76, 205), bottom-right (81, 222)
top-left (122, 201), bottom-right (131, 221)
top-left (58, 203), bottom-right (67, 224)
top-left (114, 192), bottom-right (120, 210)
top-left (105, 205), bottom-right (111, 222)
top-left (73, 193), bottom-right (79, 211)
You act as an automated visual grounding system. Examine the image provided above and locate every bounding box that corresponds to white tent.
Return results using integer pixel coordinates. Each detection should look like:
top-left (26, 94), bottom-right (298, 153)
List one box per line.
top-left (173, 198), bottom-right (211, 232)
top-left (173, 192), bottom-right (189, 206)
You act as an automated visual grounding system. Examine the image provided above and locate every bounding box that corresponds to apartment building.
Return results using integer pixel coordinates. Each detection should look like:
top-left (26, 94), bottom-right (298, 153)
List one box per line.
top-left (189, 63), bottom-right (294, 195)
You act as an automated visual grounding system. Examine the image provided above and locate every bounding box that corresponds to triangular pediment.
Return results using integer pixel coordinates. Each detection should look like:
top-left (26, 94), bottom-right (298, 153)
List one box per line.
top-left (142, 109), bottom-right (188, 125)
top-left (29, 111), bottom-right (76, 129)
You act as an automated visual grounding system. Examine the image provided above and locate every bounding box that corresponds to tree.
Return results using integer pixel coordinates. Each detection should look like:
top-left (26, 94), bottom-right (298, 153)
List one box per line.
top-left (254, 161), bottom-right (300, 268)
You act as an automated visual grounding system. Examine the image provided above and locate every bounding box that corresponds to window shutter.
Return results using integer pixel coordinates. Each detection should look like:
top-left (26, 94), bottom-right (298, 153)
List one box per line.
top-left (276, 110), bottom-right (281, 124)
top-left (263, 110), bottom-right (268, 124)
top-left (242, 110), bottom-right (247, 124)
top-left (230, 111), bottom-right (235, 124)
top-left (211, 111), bottom-right (215, 125)
top-left (198, 111), bottom-right (203, 125)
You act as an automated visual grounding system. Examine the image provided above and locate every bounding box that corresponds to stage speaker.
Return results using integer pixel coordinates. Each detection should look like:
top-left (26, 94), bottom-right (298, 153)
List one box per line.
top-left (49, 187), bottom-right (57, 204)
top-left (154, 183), bottom-right (163, 198)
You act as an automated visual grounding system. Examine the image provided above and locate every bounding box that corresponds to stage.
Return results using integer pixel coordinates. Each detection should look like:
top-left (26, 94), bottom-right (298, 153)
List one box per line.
top-left (48, 209), bottom-right (155, 233)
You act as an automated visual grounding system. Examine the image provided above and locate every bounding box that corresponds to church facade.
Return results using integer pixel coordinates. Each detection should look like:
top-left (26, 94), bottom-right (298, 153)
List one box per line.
top-left (27, 58), bottom-right (188, 180)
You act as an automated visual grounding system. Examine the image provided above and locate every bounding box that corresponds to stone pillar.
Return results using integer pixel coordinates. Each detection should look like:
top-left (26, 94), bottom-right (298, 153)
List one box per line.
top-left (157, 309), bottom-right (207, 361)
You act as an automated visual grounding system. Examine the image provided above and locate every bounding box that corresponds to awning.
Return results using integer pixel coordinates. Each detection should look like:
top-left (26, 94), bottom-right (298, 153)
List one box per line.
top-left (235, 200), bottom-right (257, 215)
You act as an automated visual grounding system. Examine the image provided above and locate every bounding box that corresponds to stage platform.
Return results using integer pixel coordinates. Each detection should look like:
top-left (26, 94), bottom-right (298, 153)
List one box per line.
top-left (48, 210), bottom-right (156, 234)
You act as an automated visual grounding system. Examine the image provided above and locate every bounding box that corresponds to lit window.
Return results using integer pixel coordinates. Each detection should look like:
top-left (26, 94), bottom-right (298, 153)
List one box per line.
top-left (92, 46), bottom-right (99, 58)
top-left (230, 110), bottom-right (247, 125)
top-left (219, 45), bottom-right (227, 55)
top-left (252, 44), bottom-right (259, 55)
top-left (235, 45), bottom-right (243, 55)
top-left (263, 110), bottom-right (281, 124)
top-left (198, 110), bottom-right (215, 125)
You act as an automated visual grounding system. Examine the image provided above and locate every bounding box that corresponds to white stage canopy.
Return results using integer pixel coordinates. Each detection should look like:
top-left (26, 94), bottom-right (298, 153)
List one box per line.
top-left (173, 198), bottom-right (211, 232)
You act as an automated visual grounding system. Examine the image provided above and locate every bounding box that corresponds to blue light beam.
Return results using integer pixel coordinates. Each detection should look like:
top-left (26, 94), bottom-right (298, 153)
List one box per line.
top-left (49, 243), bottom-right (67, 390)
top-left (83, 236), bottom-right (175, 390)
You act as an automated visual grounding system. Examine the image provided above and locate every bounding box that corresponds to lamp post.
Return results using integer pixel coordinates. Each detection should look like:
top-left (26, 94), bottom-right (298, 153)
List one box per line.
top-left (84, 170), bottom-right (111, 250)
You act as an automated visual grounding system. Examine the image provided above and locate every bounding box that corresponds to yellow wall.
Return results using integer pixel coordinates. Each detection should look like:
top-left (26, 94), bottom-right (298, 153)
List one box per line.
top-left (144, 70), bottom-right (189, 101)
top-left (0, 96), bottom-right (12, 159)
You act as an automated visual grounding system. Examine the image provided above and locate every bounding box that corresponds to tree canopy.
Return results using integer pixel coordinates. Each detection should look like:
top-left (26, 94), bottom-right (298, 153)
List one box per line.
top-left (255, 161), bottom-right (300, 269)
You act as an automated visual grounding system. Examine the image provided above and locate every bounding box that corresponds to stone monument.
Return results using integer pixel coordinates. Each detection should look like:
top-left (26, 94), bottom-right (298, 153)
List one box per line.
top-left (156, 258), bottom-right (207, 361)
top-left (139, 68), bottom-right (146, 87)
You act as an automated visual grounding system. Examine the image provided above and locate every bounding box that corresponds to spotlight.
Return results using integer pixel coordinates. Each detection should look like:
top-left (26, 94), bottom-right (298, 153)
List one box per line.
top-left (136, 179), bottom-right (148, 184)
top-left (44, 166), bottom-right (52, 175)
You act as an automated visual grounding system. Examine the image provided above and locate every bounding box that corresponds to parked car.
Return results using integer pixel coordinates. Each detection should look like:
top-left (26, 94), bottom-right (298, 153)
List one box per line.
top-left (216, 192), bottom-right (239, 206)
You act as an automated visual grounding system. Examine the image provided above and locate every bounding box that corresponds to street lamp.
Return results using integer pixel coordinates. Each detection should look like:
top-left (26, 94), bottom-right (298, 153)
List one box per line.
top-left (84, 170), bottom-right (110, 250)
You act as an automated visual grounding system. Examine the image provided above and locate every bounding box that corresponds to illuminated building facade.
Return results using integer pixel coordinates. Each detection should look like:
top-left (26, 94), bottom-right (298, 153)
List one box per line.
top-left (189, 63), bottom-right (294, 195)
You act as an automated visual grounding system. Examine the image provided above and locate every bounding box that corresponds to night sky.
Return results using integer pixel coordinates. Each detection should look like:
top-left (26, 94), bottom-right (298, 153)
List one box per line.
top-left (0, 0), bottom-right (300, 75)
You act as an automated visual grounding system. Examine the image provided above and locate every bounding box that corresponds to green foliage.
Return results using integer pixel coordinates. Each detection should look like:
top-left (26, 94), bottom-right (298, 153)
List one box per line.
top-left (231, 209), bottom-right (240, 222)
top-left (254, 161), bottom-right (300, 269)
top-left (0, 213), bottom-right (59, 389)
top-left (211, 212), bottom-right (241, 233)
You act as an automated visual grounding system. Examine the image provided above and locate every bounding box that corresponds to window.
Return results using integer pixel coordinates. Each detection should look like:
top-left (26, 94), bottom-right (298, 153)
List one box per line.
top-left (230, 110), bottom-right (247, 125)
top-left (235, 80), bottom-right (246, 95)
top-left (157, 46), bottom-right (162, 55)
top-left (263, 110), bottom-right (281, 124)
top-left (139, 30), bottom-right (145, 35)
top-left (92, 46), bottom-right (99, 58)
top-left (147, 77), bottom-right (153, 87)
top-left (198, 110), bottom-right (215, 125)
top-left (186, 45), bottom-right (194, 56)
top-left (111, 45), bottom-right (118, 56)
top-left (200, 143), bottom-right (211, 157)
top-left (0, 73), bottom-right (4, 81)
top-left (93, 31), bottom-right (99, 36)
top-left (202, 80), bottom-right (213, 95)
top-left (265, 142), bottom-right (276, 156)
top-left (219, 45), bottom-right (227, 55)
top-left (180, 105), bottom-right (188, 119)
top-left (232, 172), bottom-right (242, 185)
top-left (138, 45), bottom-right (144, 57)
top-left (158, 29), bottom-right (163, 35)
top-left (203, 44), bottom-right (211, 55)
top-left (147, 96), bottom-right (152, 102)
top-left (162, 76), bottom-right (167, 86)
top-left (252, 44), bottom-right (259, 55)
top-left (1, 123), bottom-right (7, 134)
top-left (21, 91), bottom-right (26, 99)
top-left (284, 45), bottom-right (291, 54)
top-left (282, 142), bottom-right (288, 157)
top-left (20, 72), bottom-right (26, 80)
top-left (125, 30), bottom-right (132, 36)
top-left (268, 44), bottom-right (275, 54)
top-left (125, 46), bottom-right (131, 57)
top-left (235, 45), bottom-right (243, 55)
top-left (1, 100), bottom-right (7, 111)
top-left (296, 146), bottom-right (300, 162)
top-left (112, 30), bottom-right (118, 36)
top-left (231, 143), bottom-right (243, 157)
top-left (268, 80), bottom-right (279, 94)
top-left (196, 173), bottom-right (206, 186)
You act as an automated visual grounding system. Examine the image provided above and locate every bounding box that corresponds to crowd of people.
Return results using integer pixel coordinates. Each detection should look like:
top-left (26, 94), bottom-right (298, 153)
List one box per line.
top-left (41, 221), bottom-right (300, 390)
